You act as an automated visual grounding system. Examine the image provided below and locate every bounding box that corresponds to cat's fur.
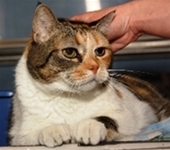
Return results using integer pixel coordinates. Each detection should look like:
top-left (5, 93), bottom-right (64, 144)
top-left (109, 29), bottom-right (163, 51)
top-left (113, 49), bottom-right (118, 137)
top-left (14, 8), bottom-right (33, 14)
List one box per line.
top-left (9, 3), bottom-right (170, 147)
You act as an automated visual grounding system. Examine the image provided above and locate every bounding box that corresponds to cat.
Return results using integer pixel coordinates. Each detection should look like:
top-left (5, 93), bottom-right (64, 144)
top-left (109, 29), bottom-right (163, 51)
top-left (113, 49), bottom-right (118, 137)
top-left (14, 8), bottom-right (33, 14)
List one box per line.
top-left (8, 3), bottom-right (170, 147)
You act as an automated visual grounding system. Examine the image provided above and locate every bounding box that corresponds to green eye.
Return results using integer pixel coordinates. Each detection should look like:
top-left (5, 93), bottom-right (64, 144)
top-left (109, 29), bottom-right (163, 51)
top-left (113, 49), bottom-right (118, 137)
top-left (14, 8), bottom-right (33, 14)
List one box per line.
top-left (95, 47), bottom-right (106, 57)
top-left (62, 48), bottom-right (78, 59)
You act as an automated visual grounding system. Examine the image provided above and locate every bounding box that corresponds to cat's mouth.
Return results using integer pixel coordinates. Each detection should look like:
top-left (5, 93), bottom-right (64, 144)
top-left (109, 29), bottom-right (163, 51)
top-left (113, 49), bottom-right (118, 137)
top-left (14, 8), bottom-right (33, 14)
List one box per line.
top-left (81, 78), bottom-right (97, 86)
top-left (73, 79), bottom-right (98, 92)
top-left (66, 76), bottom-right (107, 92)
top-left (59, 70), bottom-right (109, 93)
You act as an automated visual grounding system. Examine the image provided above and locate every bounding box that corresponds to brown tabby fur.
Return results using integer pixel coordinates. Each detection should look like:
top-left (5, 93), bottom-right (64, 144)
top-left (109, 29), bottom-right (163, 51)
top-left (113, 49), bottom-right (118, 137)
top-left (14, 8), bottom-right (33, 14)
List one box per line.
top-left (116, 74), bottom-right (170, 120)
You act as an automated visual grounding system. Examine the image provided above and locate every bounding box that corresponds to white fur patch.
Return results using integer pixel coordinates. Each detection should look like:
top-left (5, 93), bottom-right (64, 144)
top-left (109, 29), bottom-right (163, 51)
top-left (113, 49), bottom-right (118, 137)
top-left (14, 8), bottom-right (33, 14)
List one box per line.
top-left (74, 119), bottom-right (107, 145)
top-left (39, 124), bottom-right (71, 147)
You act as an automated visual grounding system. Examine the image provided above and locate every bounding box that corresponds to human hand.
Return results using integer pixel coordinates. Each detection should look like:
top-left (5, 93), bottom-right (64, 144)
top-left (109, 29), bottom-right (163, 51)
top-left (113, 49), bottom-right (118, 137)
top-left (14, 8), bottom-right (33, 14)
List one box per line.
top-left (71, 0), bottom-right (170, 53)
top-left (71, 3), bottom-right (141, 53)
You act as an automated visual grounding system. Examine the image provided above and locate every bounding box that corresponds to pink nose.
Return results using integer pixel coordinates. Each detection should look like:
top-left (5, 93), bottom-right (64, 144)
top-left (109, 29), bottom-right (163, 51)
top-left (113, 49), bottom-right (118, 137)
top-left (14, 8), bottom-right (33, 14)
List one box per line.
top-left (89, 65), bottom-right (99, 74)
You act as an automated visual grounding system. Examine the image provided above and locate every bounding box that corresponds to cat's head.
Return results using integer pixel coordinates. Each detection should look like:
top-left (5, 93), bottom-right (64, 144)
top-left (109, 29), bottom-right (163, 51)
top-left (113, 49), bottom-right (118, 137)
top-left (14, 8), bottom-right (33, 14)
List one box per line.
top-left (25, 3), bottom-right (114, 94)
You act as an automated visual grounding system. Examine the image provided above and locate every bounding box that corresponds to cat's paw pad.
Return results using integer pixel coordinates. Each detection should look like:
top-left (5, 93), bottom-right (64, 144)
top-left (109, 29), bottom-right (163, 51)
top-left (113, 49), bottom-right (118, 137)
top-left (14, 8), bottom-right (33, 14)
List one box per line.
top-left (39, 124), bottom-right (71, 147)
top-left (74, 119), bottom-right (107, 145)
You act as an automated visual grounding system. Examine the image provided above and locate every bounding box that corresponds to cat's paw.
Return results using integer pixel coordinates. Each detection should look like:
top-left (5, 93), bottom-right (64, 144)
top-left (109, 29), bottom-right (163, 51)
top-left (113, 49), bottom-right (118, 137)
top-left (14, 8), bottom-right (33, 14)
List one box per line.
top-left (74, 119), bottom-right (107, 145)
top-left (38, 124), bottom-right (71, 147)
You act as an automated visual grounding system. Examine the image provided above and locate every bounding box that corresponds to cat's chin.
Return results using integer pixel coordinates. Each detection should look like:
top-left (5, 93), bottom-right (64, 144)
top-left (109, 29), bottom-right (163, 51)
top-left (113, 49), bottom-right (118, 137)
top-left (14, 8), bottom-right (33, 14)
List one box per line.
top-left (66, 76), bottom-right (107, 93)
top-left (33, 78), bottom-right (100, 95)
top-left (74, 80), bottom-right (98, 93)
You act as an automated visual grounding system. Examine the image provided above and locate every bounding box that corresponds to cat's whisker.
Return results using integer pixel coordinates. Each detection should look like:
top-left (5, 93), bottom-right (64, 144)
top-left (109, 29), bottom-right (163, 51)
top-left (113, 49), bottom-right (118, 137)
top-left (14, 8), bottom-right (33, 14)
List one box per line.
top-left (106, 75), bottom-right (127, 90)
top-left (67, 80), bottom-right (83, 96)
top-left (109, 73), bottom-right (154, 97)
top-left (57, 90), bottom-right (64, 96)
top-left (107, 69), bottom-right (155, 77)
top-left (100, 76), bottom-right (115, 90)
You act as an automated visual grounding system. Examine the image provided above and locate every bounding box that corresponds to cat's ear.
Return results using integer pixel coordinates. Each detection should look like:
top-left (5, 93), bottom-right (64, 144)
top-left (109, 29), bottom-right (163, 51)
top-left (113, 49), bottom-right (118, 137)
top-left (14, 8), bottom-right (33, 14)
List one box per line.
top-left (32, 3), bottom-right (58, 43)
top-left (93, 11), bottom-right (115, 35)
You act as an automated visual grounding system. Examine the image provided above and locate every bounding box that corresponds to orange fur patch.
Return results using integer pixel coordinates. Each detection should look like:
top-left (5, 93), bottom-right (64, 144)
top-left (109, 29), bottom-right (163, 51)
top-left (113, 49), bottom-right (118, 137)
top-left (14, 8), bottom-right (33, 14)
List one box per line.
top-left (75, 31), bottom-right (87, 45)
top-left (106, 128), bottom-right (122, 141)
top-left (23, 39), bottom-right (33, 59)
top-left (73, 57), bottom-right (99, 80)
top-left (114, 87), bottom-right (123, 99)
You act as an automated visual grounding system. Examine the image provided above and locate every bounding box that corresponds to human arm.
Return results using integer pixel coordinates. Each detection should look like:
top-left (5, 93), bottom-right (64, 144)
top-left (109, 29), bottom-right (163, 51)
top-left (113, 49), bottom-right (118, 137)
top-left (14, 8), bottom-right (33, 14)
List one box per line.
top-left (71, 0), bottom-right (170, 52)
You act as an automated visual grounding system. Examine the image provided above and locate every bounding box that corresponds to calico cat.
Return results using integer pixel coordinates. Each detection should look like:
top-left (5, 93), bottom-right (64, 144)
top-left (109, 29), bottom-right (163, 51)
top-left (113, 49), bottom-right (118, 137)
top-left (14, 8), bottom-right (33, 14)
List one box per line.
top-left (9, 3), bottom-right (170, 147)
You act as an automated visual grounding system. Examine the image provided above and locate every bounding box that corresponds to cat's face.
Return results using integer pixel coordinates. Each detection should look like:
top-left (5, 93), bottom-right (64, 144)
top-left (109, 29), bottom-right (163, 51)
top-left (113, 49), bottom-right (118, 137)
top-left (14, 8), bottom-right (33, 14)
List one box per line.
top-left (26, 4), bottom-right (114, 94)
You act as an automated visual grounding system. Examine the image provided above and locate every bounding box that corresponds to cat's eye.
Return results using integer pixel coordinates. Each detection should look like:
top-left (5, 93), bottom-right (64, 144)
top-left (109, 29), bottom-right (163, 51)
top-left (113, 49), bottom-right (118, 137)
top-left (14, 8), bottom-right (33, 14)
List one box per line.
top-left (94, 47), bottom-right (106, 57)
top-left (62, 48), bottom-right (78, 59)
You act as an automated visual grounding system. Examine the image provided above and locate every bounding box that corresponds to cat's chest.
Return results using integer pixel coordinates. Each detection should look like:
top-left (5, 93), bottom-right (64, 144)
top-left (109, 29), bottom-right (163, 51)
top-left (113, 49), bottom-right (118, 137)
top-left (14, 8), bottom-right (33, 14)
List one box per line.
top-left (26, 88), bottom-right (118, 125)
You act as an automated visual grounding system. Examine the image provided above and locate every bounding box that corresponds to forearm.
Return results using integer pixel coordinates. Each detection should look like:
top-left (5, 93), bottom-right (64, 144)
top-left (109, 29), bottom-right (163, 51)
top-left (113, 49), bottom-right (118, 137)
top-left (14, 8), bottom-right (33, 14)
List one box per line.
top-left (129, 0), bottom-right (170, 38)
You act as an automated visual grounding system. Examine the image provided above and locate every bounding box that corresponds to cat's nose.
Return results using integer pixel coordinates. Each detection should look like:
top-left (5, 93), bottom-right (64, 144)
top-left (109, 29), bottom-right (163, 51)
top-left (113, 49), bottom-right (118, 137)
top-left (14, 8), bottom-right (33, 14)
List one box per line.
top-left (89, 65), bottom-right (99, 74)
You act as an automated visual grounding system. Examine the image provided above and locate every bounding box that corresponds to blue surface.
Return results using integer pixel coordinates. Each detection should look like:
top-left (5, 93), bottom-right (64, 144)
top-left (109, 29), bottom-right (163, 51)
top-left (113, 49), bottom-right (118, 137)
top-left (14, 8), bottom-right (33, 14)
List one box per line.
top-left (0, 91), bottom-right (13, 146)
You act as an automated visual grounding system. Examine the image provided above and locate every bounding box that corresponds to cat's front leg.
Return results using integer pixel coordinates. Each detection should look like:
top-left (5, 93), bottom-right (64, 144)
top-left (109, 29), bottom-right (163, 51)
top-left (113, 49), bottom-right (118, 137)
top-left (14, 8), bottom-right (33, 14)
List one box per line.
top-left (74, 117), bottom-right (122, 145)
top-left (74, 118), bottom-right (107, 145)
top-left (39, 123), bottom-right (72, 147)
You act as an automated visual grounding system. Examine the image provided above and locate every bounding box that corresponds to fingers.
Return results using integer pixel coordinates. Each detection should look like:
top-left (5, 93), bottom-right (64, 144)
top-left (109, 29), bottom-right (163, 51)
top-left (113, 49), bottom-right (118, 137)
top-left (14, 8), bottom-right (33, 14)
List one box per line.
top-left (70, 11), bottom-right (98, 22)
top-left (70, 7), bottom-right (114, 23)
top-left (110, 30), bottom-right (141, 52)
top-left (70, 6), bottom-right (140, 53)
